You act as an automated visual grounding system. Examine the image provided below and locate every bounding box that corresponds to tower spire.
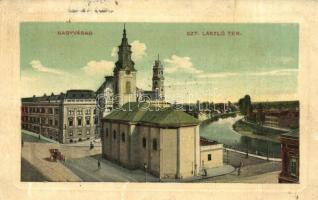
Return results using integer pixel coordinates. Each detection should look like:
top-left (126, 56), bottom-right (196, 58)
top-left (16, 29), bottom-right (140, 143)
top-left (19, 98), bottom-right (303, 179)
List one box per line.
top-left (123, 23), bottom-right (126, 38)
top-left (157, 54), bottom-right (159, 61)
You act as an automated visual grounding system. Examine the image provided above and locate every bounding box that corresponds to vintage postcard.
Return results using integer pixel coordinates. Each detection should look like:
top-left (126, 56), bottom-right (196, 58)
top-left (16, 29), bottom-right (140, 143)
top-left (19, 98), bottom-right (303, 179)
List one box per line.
top-left (20, 22), bottom-right (299, 183)
top-left (1, 0), bottom-right (318, 200)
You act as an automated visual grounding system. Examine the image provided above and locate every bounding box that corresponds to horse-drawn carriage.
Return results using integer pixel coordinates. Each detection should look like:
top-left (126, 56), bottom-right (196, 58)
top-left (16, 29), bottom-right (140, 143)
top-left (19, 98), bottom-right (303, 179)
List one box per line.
top-left (49, 148), bottom-right (65, 162)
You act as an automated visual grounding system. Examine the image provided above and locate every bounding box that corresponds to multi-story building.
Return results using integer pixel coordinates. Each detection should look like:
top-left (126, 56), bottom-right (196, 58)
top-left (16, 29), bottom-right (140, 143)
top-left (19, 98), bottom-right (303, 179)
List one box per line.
top-left (263, 110), bottom-right (299, 129)
top-left (21, 93), bottom-right (63, 141)
top-left (279, 131), bottom-right (299, 183)
top-left (21, 90), bottom-right (98, 143)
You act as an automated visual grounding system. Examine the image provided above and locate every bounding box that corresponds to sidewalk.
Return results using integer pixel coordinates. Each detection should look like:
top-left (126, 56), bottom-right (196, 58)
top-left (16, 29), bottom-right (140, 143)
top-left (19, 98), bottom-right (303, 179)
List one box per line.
top-left (205, 164), bottom-right (235, 177)
top-left (64, 155), bottom-right (159, 182)
top-left (22, 130), bottom-right (58, 143)
top-left (62, 138), bottom-right (102, 147)
top-left (161, 164), bottom-right (235, 182)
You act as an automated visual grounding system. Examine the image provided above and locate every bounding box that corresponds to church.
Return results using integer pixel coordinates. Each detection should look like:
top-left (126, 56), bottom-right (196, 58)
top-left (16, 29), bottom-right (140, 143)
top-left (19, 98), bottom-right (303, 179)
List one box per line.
top-left (98, 26), bottom-right (223, 180)
top-left (96, 25), bottom-right (165, 118)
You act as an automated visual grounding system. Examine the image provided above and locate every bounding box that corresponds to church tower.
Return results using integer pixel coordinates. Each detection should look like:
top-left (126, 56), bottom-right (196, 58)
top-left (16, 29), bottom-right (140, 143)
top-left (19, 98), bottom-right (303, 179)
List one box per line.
top-left (113, 25), bottom-right (137, 107)
top-left (152, 54), bottom-right (165, 100)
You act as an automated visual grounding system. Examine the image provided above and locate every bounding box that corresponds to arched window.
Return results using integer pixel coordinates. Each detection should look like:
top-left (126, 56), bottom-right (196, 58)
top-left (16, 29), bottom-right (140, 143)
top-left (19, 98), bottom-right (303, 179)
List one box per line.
top-left (121, 132), bottom-right (125, 142)
top-left (142, 137), bottom-right (146, 148)
top-left (113, 130), bottom-right (116, 140)
top-left (105, 128), bottom-right (108, 137)
top-left (125, 81), bottom-right (131, 94)
top-left (152, 138), bottom-right (157, 151)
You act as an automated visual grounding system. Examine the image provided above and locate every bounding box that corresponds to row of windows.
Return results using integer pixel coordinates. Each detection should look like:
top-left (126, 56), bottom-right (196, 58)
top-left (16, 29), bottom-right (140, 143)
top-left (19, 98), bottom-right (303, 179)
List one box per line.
top-left (104, 128), bottom-right (158, 151)
top-left (68, 108), bottom-right (96, 116)
top-left (22, 116), bottom-right (58, 126)
top-left (68, 117), bottom-right (97, 127)
top-left (22, 107), bottom-right (59, 114)
top-left (68, 130), bottom-right (91, 136)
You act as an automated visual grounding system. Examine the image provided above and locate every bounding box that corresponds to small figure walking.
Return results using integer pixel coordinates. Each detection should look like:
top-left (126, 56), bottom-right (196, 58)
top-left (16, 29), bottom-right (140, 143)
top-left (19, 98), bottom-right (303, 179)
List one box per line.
top-left (237, 160), bottom-right (243, 176)
top-left (90, 142), bottom-right (94, 150)
top-left (203, 169), bottom-right (207, 176)
top-left (97, 159), bottom-right (101, 169)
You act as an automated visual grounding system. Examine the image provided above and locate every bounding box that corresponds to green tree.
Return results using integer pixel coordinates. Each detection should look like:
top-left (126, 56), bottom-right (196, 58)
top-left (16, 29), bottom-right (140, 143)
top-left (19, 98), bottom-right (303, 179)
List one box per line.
top-left (238, 95), bottom-right (253, 117)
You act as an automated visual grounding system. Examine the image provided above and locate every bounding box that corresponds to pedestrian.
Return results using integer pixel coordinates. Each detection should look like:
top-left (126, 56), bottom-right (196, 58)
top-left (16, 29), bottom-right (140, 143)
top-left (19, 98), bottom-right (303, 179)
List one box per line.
top-left (237, 167), bottom-right (241, 176)
top-left (237, 160), bottom-right (243, 176)
top-left (90, 142), bottom-right (94, 150)
top-left (98, 159), bottom-right (101, 169)
top-left (203, 169), bottom-right (207, 176)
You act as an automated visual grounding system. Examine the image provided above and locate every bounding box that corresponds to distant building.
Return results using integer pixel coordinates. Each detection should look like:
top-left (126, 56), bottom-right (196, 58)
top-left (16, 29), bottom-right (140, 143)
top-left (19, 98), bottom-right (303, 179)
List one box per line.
top-left (21, 90), bottom-right (97, 143)
top-left (101, 102), bottom-right (223, 179)
top-left (263, 110), bottom-right (299, 129)
top-left (279, 131), bottom-right (299, 183)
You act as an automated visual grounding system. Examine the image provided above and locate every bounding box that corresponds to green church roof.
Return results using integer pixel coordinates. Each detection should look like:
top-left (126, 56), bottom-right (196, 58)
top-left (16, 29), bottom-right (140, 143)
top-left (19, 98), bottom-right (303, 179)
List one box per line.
top-left (103, 102), bottom-right (200, 127)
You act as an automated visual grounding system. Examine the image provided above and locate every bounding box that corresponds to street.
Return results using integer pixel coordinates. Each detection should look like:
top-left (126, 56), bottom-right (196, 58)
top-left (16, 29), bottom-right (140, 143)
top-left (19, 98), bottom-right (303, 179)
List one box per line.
top-left (21, 132), bottom-right (281, 183)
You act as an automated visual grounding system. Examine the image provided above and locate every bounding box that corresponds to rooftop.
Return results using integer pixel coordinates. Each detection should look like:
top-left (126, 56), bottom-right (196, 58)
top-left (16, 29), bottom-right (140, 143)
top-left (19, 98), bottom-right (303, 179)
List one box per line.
top-left (22, 89), bottom-right (96, 103)
top-left (96, 76), bottom-right (114, 94)
top-left (103, 102), bottom-right (200, 127)
top-left (22, 93), bottom-right (64, 103)
top-left (200, 137), bottom-right (219, 146)
top-left (65, 90), bottom-right (95, 99)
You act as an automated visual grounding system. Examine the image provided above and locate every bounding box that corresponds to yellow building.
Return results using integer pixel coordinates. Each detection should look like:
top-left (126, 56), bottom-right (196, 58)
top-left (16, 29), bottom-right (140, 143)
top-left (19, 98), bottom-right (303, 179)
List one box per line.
top-left (101, 102), bottom-right (223, 180)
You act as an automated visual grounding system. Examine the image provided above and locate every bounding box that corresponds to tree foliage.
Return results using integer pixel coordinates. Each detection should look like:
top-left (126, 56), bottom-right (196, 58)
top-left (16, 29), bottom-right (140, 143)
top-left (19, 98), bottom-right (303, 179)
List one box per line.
top-left (238, 95), bottom-right (253, 116)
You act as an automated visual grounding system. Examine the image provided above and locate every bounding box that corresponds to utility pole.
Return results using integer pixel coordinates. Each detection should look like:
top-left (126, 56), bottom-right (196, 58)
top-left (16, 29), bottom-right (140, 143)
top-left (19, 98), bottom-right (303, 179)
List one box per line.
top-left (227, 149), bottom-right (229, 164)
top-left (245, 140), bottom-right (249, 158)
top-left (267, 141), bottom-right (269, 161)
top-left (39, 116), bottom-right (42, 140)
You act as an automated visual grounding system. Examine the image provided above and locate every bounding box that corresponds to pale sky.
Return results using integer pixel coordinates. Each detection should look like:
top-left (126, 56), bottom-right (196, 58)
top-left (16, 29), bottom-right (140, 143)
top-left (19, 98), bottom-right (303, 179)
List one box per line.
top-left (20, 23), bottom-right (299, 103)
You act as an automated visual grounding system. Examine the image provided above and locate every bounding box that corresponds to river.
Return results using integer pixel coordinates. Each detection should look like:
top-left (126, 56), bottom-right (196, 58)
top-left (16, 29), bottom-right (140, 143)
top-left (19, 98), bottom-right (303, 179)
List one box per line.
top-left (200, 115), bottom-right (281, 158)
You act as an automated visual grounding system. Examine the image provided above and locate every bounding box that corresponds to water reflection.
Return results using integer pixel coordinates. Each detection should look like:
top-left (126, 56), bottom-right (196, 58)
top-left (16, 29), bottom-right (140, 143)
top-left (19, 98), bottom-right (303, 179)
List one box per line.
top-left (199, 116), bottom-right (281, 158)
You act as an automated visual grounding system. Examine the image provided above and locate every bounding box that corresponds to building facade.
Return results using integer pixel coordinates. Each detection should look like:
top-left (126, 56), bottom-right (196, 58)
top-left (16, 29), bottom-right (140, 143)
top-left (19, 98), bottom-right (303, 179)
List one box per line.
top-left (262, 110), bottom-right (299, 129)
top-left (101, 102), bottom-right (223, 179)
top-left (22, 90), bottom-right (98, 143)
top-left (279, 131), bottom-right (299, 183)
top-left (21, 93), bottom-right (63, 142)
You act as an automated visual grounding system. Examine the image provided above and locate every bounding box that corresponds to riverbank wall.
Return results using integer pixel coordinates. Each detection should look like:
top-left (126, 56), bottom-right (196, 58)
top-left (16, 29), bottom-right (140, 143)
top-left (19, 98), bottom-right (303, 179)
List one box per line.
top-left (233, 119), bottom-right (288, 135)
top-left (201, 112), bottom-right (237, 126)
top-left (224, 148), bottom-right (282, 161)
